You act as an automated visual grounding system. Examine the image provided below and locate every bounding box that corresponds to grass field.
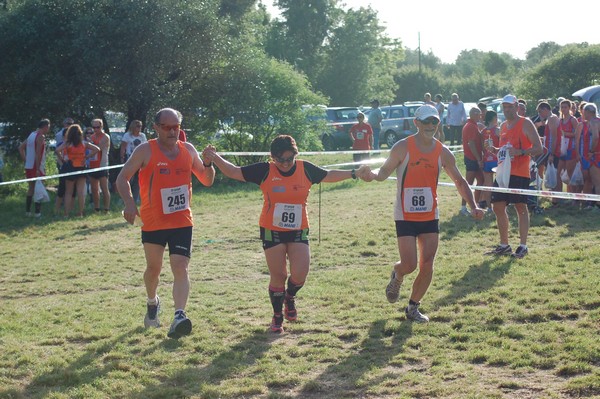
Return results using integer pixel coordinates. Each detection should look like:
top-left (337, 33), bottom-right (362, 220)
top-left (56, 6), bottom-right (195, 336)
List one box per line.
top-left (0, 152), bottom-right (599, 399)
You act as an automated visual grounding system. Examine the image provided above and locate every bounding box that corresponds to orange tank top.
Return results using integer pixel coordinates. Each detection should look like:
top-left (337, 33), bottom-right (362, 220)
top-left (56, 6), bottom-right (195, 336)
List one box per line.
top-left (394, 136), bottom-right (443, 221)
top-left (66, 144), bottom-right (86, 167)
top-left (139, 140), bottom-right (193, 232)
top-left (499, 117), bottom-right (532, 179)
top-left (89, 134), bottom-right (102, 169)
top-left (259, 160), bottom-right (311, 231)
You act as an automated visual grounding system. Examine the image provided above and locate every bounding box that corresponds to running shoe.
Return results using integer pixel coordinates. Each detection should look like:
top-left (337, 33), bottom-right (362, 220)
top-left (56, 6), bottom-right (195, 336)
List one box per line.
top-left (405, 303), bottom-right (429, 323)
top-left (167, 311), bottom-right (192, 339)
top-left (144, 296), bottom-right (160, 328)
top-left (484, 245), bottom-right (513, 256)
top-left (284, 294), bottom-right (297, 321)
top-left (512, 245), bottom-right (528, 259)
top-left (385, 271), bottom-right (403, 303)
top-left (270, 313), bottom-right (284, 333)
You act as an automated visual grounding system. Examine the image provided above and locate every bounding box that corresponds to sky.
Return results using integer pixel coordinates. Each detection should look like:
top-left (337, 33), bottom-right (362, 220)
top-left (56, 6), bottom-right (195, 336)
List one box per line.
top-left (263, 0), bottom-right (600, 64)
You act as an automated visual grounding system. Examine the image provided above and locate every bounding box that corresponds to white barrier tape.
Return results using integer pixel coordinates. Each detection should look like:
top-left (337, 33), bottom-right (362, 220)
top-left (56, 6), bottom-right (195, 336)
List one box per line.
top-left (437, 182), bottom-right (600, 202)
top-left (217, 149), bottom-right (391, 156)
top-left (323, 157), bottom-right (389, 168)
top-left (377, 172), bottom-right (600, 202)
top-left (0, 164), bottom-right (123, 186)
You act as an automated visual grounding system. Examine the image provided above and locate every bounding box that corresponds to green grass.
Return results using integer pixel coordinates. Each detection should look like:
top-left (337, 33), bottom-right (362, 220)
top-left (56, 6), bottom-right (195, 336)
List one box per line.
top-left (0, 152), bottom-right (599, 398)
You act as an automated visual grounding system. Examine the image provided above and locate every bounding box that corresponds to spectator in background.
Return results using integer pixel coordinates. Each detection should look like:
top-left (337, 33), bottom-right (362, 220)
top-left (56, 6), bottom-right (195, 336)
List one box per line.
top-left (88, 119), bottom-right (111, 212)
top-left (348, 112), bottom-right (373, 163)
top-left (460, 107), bottom-right (484, 216)
top-left (557, 99), bottom-right (579, 201)
top-left (446, 93), bottom-right (467, 146)
top-left (19, 119), bottom-right (50, 217)
top-left (485, 95), bottom-right (543, 259)
top-left (120, 120), bottom-right (147, 203)
top-left (481, 110), bottom-right (500, 212)
top-left (434, 94), bottom-right (445, 142)
top-left (424, 92), bottom-right (435, 106)
top-left (53, 117), bottom-right (74, 214)
top-left (55, 124), bottom-right (100, 217)
top-left (477, 102), bottom-right (487, 130)
top-left (538, 101), bottom-right (561, 205)
top-left (575, 103), bottom-right (597, 209)
top-left (517, 99), bottom-right (527, 117)
top-left (367, 99), bottom-right (383, 150)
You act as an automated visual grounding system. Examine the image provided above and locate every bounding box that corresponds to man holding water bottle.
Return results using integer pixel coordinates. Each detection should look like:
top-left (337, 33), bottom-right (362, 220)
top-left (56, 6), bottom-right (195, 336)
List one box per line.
top-left (484, 95), bottom-right (543, 258)
top-left (116, 108), bottom-right (215, 338)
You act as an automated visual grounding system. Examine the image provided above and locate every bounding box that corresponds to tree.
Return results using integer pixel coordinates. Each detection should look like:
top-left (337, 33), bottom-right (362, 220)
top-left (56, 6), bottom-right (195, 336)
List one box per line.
top-left (519, 45), bottom-right (600, 101)
top-left (0, 0), bottom-right (225, 133)
top-left (266, 0), bottom-right (339, 80)
top-left (316, 7), bottom-right (400, 105)
top-left (187, 43), bottom-right (326, 158)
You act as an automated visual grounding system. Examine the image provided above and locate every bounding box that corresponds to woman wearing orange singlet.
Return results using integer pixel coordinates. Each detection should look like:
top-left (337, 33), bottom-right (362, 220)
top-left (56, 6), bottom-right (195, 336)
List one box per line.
top-left (203, 135), bottom-right (369, 333)
top-left (55, 124), bottom-right (99, 217)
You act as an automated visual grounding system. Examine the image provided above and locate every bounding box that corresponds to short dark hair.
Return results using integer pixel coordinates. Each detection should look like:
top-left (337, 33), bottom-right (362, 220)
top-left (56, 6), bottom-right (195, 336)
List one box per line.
top-left (484, 110), bottom-right (497, 126)
top-left (537, 102), bottom-right (551, 111)
top-left (38, 119), bottom-right (50, 128)
top-left (270, 135), bottom-right (298, 158)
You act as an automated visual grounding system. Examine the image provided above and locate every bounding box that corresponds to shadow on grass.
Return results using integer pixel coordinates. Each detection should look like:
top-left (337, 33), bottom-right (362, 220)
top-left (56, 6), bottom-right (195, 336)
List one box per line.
top-left (23, 327), bottom-right (147, 398)
top-left (433, 257), bottom-right (513, 308)
top-left (130, 329), bottom-right (276, 399)
top-left (294, 319), bottom-right (413, 398)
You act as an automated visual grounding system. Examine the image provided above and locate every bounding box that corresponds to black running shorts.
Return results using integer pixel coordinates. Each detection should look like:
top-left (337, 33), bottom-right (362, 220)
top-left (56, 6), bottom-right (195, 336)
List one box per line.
top-left (142, 226), bottom-right (193, 257)
top-left (395, 220), bottom-right (439, 237)
top-left (260, 227), bottom-right (309, 250)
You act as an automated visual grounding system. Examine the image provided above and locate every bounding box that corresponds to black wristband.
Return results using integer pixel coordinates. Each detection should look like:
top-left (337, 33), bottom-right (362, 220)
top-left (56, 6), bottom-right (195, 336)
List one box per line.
top-left (203, 161), bottom-right (213, 168)
top-left (351, 169), bottom-right (357, 179)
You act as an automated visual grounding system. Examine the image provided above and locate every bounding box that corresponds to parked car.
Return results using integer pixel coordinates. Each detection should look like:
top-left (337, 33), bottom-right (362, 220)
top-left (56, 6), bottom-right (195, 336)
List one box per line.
top-left (372, 102), bottom-right (422, 148)
top-left (321, 107), bottom-right (359, 150)
top-left (484, 99), bottom-right (505, 123)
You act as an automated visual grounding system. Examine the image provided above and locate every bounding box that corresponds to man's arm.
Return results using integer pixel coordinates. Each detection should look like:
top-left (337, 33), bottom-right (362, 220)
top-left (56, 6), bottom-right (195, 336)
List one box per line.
top-left (522, 118), bottom-right (543, 157)
top-left (371, 140), bottom-right (407, 181)
top-left (116, 143), bottom-right (150, 224)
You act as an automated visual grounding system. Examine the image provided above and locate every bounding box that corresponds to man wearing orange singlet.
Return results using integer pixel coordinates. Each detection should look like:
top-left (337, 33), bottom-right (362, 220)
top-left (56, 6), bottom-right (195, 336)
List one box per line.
top-left (117, 108), bottom-right (215, 339)
top-left (366, 104), bottom-right (484, 323)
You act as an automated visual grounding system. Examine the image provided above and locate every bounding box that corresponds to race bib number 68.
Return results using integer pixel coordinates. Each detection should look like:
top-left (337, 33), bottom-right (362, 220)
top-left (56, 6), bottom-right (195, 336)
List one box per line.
top-left (403, 187), bottom-right (434, 213)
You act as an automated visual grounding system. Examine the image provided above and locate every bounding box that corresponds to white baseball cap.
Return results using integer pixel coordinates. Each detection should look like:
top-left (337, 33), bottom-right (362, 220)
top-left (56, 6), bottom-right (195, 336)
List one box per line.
top-left (502, 94), bottom-right (518, 104)
top-left (414, 104), bottom-right (440, 121)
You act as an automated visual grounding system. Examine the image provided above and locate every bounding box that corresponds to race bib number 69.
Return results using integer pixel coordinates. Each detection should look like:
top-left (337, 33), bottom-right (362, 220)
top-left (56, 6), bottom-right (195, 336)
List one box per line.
top-left (273, 203), bottom-right (302, 229)
top-left (160, 184), bottom-right (190, 214)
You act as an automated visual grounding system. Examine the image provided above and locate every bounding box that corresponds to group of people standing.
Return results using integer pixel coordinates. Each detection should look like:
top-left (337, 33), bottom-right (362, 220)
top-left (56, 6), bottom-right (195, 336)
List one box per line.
top-left (459, 95), bottom-right (600, 259)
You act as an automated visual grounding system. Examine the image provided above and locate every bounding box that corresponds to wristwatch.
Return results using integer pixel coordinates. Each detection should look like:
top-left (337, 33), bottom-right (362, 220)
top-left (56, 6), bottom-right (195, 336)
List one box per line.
top-left (351, 169), bottom-right (357, 179)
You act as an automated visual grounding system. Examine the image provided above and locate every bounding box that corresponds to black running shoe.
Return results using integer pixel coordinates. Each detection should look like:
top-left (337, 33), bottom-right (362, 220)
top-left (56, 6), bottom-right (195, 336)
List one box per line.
top-left (284, 295), bottom-right (297, 321)
top-left (512, 245), bottom-right (528, 259)
top-left (484, 245), bottom-right (513, 256)
top-left (144, 297), bottom-right (160, 328)
top-left (167, 311), bottom-right (192, 339)
top-left (270, 313), bottom-right (284, 333)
